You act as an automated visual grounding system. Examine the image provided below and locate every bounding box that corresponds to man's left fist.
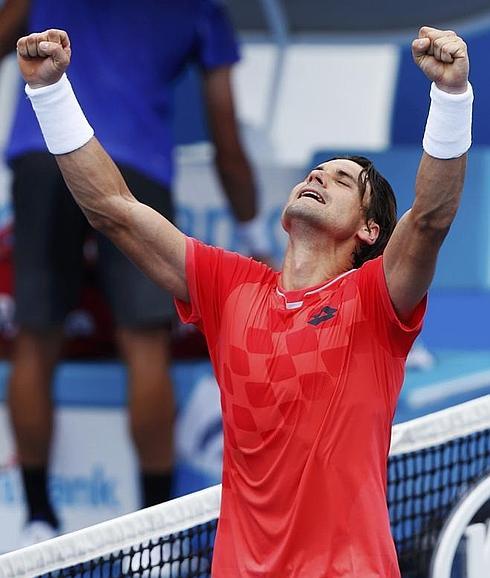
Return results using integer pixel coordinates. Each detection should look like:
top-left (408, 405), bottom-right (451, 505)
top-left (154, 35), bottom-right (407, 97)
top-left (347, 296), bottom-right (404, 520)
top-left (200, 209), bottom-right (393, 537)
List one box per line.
top-left (412, 27), bottom-right (469, 94)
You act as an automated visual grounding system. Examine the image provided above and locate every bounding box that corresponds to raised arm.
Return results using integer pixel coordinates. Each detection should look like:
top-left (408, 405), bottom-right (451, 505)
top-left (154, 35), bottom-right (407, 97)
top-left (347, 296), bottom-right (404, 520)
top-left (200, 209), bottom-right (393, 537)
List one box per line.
top-left (383, 27), bottom-right (471, 321)
top-left (16, 29), bottom-right (189, 302)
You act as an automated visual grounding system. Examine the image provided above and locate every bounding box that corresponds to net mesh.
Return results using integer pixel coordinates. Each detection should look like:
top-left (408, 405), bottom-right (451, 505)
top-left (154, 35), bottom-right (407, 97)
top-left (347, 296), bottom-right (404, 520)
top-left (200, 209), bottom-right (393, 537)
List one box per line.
top-left (389, 429), bottom-right (490, 576)
top-left (0, 396), bottom-right (489, 578)
top-left (44, 521), bottom-right (217, 578)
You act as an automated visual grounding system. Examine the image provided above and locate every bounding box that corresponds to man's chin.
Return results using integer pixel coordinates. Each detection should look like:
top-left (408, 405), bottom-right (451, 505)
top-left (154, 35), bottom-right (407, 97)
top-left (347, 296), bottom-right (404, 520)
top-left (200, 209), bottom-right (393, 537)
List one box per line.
top-left (283, 203), bottom-right (327, 232)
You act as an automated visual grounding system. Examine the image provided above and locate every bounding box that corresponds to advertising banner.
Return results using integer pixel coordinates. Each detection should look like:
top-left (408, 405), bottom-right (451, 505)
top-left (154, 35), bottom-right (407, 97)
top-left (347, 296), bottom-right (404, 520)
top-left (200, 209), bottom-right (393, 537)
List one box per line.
top-left (0, 360), bottom-right (223, 554)
top-left (430, 474), bottom-right (490, 578)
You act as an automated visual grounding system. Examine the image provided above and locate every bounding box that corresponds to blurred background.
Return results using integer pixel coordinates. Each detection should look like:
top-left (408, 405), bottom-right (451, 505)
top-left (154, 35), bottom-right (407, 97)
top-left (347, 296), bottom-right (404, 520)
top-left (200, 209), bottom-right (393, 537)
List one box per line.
top-left (0, 0), bottom-right (489, 554)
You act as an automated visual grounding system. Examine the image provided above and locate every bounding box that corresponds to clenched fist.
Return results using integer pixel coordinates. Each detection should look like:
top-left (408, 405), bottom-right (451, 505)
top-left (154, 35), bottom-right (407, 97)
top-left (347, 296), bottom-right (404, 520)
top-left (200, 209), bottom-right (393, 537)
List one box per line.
top-left (17, 29), bottom-right (71, 89)
top-left (412, 27), bottom-right (469, 94)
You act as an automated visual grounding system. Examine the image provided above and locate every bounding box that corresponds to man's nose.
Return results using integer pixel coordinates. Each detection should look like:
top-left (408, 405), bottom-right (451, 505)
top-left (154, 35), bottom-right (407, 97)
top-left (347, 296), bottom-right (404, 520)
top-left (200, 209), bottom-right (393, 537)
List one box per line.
top-left (306, 169), bottom-right (324, 186)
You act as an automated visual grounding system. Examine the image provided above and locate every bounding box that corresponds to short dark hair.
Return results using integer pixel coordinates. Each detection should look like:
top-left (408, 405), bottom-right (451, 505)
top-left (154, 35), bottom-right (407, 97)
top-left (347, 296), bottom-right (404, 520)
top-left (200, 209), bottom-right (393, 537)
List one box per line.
top-left (328, 155), bottom-right (398, 268)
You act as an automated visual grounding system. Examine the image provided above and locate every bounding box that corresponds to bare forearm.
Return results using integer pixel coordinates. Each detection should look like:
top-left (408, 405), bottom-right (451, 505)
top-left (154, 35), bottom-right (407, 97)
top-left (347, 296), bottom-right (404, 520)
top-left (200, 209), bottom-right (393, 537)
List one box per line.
top-left (412, 152), bottom-right (466, 232)
top-left (215, 152), bottom-right (257, 222)
top-left (203, 67), bottom-right (258, 222)
top-left (384, 151), bottom-right (466, 319)
top-left (55, 137), bottom-right (133, 227)
top-left (56, 138), bottom-right (188, 300)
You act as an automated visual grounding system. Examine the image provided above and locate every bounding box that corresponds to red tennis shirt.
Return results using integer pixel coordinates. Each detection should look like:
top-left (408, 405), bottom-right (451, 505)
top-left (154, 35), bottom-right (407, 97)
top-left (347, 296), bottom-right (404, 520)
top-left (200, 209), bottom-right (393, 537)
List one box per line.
top-left (175, 237), bottom-right (426, 578)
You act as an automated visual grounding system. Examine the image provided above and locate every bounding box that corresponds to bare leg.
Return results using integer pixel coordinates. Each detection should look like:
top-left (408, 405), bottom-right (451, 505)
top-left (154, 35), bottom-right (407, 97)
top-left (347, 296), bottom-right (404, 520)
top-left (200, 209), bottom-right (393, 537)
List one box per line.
top-left (7, 328), bottom-right (63, 526)
top-left (117, 327), bottom-right (175, 506)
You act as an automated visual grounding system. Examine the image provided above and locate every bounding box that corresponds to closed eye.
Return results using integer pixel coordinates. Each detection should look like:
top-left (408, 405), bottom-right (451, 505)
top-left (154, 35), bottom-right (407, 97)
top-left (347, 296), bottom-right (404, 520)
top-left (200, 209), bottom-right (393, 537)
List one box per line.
top-left (335, 169), bottom-right (357, 188)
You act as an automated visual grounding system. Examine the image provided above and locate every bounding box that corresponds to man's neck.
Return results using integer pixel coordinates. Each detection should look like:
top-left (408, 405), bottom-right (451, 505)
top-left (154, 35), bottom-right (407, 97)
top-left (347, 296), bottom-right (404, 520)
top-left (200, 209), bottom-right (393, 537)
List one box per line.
top-left (280, 237), bottom-right (354, 291)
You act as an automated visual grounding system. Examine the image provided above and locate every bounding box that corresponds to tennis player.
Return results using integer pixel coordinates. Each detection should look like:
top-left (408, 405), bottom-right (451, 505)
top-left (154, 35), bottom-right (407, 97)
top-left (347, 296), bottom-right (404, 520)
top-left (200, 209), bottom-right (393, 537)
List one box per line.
top-left (16, 26), bottom-right (472, 577)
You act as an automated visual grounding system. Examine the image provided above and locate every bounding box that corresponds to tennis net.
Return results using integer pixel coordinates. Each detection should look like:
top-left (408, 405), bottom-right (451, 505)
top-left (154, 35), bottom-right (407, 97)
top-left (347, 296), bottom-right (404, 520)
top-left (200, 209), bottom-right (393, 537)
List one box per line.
top-left (0, 395), bottom-right (489, 578)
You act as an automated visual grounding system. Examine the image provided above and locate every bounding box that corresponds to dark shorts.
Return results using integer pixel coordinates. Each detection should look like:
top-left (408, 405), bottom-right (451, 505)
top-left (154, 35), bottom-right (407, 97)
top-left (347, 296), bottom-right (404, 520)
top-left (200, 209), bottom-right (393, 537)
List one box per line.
top-left (12, 152), bottom-right (175, 329)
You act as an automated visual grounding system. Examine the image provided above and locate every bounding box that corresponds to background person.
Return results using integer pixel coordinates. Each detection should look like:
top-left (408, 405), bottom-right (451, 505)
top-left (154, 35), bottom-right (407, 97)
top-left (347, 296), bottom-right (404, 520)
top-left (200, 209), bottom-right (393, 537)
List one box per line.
top-left (16, 24), bottom-right (471, 577)
top-left (0, 0), bottom-right (266, 545)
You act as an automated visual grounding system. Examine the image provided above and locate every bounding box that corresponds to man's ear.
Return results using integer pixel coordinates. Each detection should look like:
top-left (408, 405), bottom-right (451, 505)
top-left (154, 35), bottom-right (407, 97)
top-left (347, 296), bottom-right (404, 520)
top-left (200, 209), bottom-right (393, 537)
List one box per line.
top-left (357, 219), bottom-right (380, 246)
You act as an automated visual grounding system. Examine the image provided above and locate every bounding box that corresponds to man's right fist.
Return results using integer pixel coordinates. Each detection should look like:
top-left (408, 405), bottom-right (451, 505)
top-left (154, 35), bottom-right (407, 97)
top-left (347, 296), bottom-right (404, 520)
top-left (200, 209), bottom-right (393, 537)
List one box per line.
top-left (17, 29), bottom-right (71, 89)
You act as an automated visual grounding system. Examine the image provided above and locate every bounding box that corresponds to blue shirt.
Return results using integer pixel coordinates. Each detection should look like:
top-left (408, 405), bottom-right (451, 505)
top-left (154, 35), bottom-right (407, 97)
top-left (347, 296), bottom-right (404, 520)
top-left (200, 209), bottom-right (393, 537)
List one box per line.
top-left (6, 0), bottom-right (239, 186)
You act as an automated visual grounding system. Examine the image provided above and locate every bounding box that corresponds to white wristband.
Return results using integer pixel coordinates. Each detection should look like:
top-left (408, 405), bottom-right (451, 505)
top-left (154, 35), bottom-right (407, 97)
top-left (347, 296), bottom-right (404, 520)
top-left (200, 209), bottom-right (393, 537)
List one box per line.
top-left (25, 74), bottom-right (94, 155)
top-left (236, 215), bottom-right (270, 256)
top-left (422, 82), bottom-right (473, 159)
